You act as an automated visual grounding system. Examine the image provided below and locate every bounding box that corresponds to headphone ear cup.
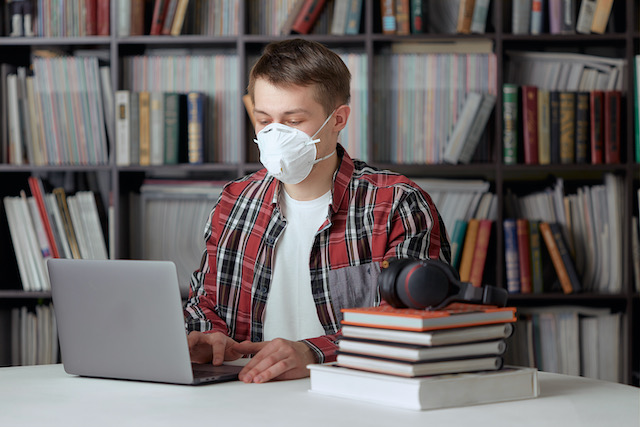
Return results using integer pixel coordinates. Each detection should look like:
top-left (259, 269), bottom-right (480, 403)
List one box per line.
top-left (395, 260), bottom-right (451, 310)
top-left (378, 259), bottom-right (413, 308)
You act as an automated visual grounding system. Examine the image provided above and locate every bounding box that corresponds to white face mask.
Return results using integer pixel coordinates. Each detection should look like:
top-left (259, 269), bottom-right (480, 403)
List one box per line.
top-left (254, 112), bottom-right (336, 185)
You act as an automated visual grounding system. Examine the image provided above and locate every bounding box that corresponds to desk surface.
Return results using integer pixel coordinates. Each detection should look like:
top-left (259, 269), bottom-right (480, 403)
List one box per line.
top-left (0, 364), bottom-right (637, 427)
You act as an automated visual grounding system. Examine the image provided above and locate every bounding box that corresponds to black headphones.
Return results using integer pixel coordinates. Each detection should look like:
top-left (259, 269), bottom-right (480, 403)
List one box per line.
top-left (378, 258), bottom-right (508, 310)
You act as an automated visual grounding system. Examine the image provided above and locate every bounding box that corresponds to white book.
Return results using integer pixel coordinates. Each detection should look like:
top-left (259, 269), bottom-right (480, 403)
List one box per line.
top-left (149, 91), bottom-right (165, 165)
top-left (443, 92), bottom-right (483, 164)
top-left (470, 0), bottom-right (491, 33)
top-left (115, 90), bottom-right (131, 166)
top-left (457, 93), bottom-right (496, 164)
top-left (117, 0), bottom-right (131, 36)
top-left (3, 197), bottom-right (33, 291)
top-left (512, 0), bottom-right (532, 35)
top-left (330, 0), bottom-right (350, 35)
top-left (78, 192), bottom-right (108, 260)
top-left (309, 364), bottom-right (539, 411)
top-left (17, 193), bottom-right (49, 291)
top-left (25, 76), bottom-right (45, 165)
top-left (576, 0), bottom-right (597, 34)
top-left (67, 195), bottom-right (90, 259)
top-left (45, 193), bottom-right (72, 259)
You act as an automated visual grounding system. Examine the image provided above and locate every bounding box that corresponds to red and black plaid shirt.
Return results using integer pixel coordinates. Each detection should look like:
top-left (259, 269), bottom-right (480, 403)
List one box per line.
top-left (184, 146), bottom-right (451, 362)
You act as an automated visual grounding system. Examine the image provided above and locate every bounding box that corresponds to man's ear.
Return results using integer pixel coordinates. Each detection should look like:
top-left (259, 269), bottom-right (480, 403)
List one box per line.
top-left (333, 104), bottom-right (350, 132)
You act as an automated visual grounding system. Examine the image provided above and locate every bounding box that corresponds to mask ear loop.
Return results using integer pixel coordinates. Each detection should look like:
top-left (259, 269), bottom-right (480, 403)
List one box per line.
top-left (309, 109), bottom-right (338, 143)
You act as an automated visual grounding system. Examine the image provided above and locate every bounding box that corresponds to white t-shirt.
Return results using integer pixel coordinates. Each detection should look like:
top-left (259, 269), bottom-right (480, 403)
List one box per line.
top-left (262, 189), bottom-right (331, 341)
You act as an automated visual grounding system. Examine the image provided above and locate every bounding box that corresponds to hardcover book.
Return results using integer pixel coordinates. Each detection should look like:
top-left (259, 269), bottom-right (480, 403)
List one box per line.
top-left (341, 304), bottom-right (517, 331)
top-left (340, 323), bottom-right (514, 347)
top-left (309, 364), bottom-right (539, 411)
top-left (502, 83), bottom-right (519, 165)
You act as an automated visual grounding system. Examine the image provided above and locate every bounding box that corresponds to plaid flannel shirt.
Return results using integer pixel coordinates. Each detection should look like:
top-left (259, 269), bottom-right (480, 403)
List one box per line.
top-left (184, 145), bottom-right (451, 363)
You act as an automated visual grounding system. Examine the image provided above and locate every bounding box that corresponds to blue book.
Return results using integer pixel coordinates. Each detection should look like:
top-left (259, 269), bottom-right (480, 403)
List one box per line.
top-left (450, 219), bottom-right (468, 270)
top-left (503, 218), bottom-right (521, 294)
top-left (187, 92), bottom-right (206, 164)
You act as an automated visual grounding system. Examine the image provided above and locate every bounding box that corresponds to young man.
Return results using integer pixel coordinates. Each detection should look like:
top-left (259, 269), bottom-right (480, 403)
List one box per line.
top-left (184, 39), bottom-right (451, 384)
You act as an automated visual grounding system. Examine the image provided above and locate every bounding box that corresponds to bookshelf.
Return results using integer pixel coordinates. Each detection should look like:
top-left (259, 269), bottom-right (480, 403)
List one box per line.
top-left (0, 0), bottom-right (638, 385)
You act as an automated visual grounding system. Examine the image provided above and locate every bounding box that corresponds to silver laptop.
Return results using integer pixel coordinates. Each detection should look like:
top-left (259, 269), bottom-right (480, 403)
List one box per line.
top-left (47, 258), bottom-right (243, 385)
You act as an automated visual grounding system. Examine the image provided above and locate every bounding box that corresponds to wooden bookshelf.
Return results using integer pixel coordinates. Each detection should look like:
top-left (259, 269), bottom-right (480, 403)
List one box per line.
top-left (0, 0), bottom-right (638, 385)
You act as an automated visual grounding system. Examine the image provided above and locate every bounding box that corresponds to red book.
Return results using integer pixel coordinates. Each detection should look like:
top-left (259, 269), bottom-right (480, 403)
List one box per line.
top-left (469, 219), bottom-right (493, 288)
top-left (521, 85), bottom-right (539, 164)
top-left (604, 90), bottom-right (621, 164)
top-left (85, 0), bottom-right (97, 35)
top-left (341, 303), bottom-right (517, 332)
top-left (27, 177), bottom-right (60, 258)
top-left (150, 0), bottom-right (171, 36)
top-left (290, 0), bottom-right (328, 34)
top-left (516, 218), bottom-right (532, 294)
top-left (97, 0), bottom-right (110, 36)
top-left (590, 90), bottom-right (604, 164)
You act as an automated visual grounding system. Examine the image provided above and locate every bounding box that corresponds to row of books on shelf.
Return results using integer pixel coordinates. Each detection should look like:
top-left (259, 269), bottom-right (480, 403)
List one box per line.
top-left (373, 50), bottom-right (497, 164)
top-left (309, 303), bottom-right (539, 411)
top-left (504, 174), bottom-right (624, 294)
top-left (502, 84), bottom-right (622, 165)
top-left (1, 58), bottom-right (112, 166)
top-left (504, 305), bottom-right (622, 383)
top-left (3, 177), bottom-right (108, 292)
top-left (510, 0), bottom-right (616, 35)
top-left (0, 303), bottom-right (59, 367)
top-left (129, 179), bottom-right (225, 292)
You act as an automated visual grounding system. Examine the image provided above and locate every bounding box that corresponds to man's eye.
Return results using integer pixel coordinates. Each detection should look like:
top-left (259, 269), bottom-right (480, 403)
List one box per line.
top-left (288, 121), bottom-right (300, 126)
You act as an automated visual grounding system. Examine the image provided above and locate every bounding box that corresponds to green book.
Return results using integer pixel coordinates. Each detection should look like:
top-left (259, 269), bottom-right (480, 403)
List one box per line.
top-left (450, 219), bottom-right (468, 270)
top-left (502, 83), bottom-right (519, 165)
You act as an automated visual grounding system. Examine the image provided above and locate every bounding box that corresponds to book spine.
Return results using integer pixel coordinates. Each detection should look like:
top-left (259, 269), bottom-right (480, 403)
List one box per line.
top-left (549, 91), bottom-right (561, 164)
top-left (559, 91), bottom-right (576, 164)
top-left (539, 222), bottom-right (579, 294)
top-left (150, 0), bottom-right (169, 36)
top-left (381, 0), bottom-right (396, 34)
top-left (522, 85), bottom-right (539, 165)
top-left (548, 0), bottom-right (563, 34)
top-left (396, 0), bottom-right (410, 35)
top-left (576, 0), bottom-right (596, 34)
top-left (85, 0), bottom-right (97, 35)
top-left (458, 93), bottom-right (496, 164)
top-left (114, 90), bottom-right (131, 166)
top-left (590, 0), bottom-right (614, 34)
top-left (529, 220), bottom-right (544, 293)
top-left (469, 219), bottom-right (493, 288)
top-left (450, 219), bottom-right (468, 270)
top-left (512, 0), bottom-right (532, 35)
top-left (97, 0), bottom-right (110, 35)
top-left (138, 91), bottom-right (151, 166)
top-left (444, 92), bottom-right (483, 164)
top-left (604, 90), bottom-right (621, 164)
top-left (28, 177), bottom-right (60, 259)
top-left (170, 0), bottom-right (190, 36)
top-left (560, 0), bottom-right (576, 33)
top-left (291, 0), bottom-right (328, 34)
top-left (149, 91), bottom-right (165, 165)
top-left (130, 0), bottom-right (147, 36)
top-left (574, 92), bottom-right (589, 163)
top-left (456, 0), bottom-right (475, 34)
top-left (530, 0), bottom-right (544, 35)
top-left (345, 0), bottom-right (364, 35)
top-left (459, 218), bottom-right (480, 282)
top-left (410, 0), bottom-right (425, 34)
top-left (129, 92), bottom-right (140, 165)
top-left (162, 0), bottom-right (180, 35)
top-left (470, 0), bottom-right (490, 34)
top-left (187, 92), bottom-right (204, 164)
top-left (590, 90), bottom-right (604, 164)
top-left (537, 89), bottom-right (551, 164)
top-left (163, 92), bottom-right (179, 164)
top-left (117, 0), bottom-right (131, 36)
top-left (502, 84), bottom-right (519, 165)
top-left (503, 218), bottom-right (521, 294)
top-left (516, 218), bottom-right (532, 294)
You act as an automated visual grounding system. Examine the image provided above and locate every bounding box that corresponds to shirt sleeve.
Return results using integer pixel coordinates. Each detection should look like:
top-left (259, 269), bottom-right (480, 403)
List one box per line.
top-left (386, 185), bottom-right (451, 264)
top-left (183, 209), bottom-right (230, 336)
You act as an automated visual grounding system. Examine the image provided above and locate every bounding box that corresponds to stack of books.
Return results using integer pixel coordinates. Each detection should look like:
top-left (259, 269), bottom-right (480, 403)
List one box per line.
top-left (309, 303), bottom-right (539, 410)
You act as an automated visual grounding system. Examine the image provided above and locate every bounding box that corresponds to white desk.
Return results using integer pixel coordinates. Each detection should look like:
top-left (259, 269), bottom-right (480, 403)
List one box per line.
top-left (0, 364), bottom-right (637, 426)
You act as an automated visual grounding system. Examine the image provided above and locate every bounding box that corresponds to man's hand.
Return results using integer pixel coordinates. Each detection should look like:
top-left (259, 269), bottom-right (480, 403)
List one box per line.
top-left (187, 331), bottom-right (242, 365)
top-left (232, 338), bottom-right (317, 383)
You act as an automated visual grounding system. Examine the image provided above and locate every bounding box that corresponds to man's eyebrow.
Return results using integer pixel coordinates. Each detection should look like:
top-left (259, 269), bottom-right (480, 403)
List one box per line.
top-left (253, 108), bottom-right (312, 116)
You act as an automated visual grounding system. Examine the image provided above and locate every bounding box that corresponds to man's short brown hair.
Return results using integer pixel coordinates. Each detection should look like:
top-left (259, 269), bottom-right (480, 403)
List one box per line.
top-left (247, 39), bottom-right (351, 115)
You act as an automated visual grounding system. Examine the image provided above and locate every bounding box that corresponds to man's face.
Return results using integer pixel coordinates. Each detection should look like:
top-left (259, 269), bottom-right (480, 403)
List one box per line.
top-left (253, 78), bottom-right (333, 151)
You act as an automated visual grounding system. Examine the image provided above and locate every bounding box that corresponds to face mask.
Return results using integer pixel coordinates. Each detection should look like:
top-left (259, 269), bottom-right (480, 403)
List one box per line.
top-left (254, 112), bottom-right (336, 185)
